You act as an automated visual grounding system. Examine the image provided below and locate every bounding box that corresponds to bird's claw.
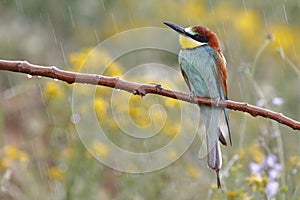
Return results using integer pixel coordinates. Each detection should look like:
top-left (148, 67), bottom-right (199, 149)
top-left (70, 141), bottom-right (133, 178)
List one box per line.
top-left (189, 91), bottom-right (196, 102)
top-left (213, 97), bottom-right (221, 107)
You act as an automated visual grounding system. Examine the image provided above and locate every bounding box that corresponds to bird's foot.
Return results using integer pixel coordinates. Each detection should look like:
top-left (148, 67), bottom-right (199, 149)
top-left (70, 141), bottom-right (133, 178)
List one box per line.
top-left (189, 91), bottom-right (196, 102)
top-left (213, 97), bottom-right (221, 107)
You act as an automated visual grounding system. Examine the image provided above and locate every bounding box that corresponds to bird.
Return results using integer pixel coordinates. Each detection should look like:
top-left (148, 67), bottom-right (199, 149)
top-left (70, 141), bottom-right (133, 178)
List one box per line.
top-left (164, 21), bottom-right (231, 188)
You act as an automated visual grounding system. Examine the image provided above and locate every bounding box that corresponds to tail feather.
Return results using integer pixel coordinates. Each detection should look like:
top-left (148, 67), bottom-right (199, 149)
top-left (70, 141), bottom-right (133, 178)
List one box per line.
top-left (218, 128), bottom-right (227, 146)
top-left (223, 108), bottom-right (232, 146)
top-left (201, 106), bottom-right (224, 188)
top-left (206, 133), bottom-right (222, 171)
top-left (216, 169), bottom-right (221, 188)
top-left (206, 133), bottom-right (222, 187)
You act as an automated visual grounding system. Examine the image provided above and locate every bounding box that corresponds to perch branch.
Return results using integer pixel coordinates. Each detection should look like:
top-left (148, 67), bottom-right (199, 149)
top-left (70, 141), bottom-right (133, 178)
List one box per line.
top-left (0, 59), bottom-right (299, 130)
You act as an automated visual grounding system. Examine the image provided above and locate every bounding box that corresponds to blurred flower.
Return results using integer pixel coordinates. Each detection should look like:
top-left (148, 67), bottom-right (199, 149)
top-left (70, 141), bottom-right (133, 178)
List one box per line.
top-left (249, 144), bottom-right (265, 163)
top-left (48, 166), bottom-right (64, 180)
top-left (246, 173), bottom-right (268, 192)
top-left (265, 154), bottom-right (277, 166)
top-left (270, 25), bottom-right (297, 54)
top-left (163, 122), bottom-right (179, 138)
top-left (265, 181), bottom-right (279, 199)
top-left (69, 48), bottom-right (92, 69)
top-left (234, 10), bottom-right (260, 40)
top-left (180, 1), bottom-right (205, 22)
top-left (164, 98), bottom-right (180, 108)
top-left (0, 145), bottom-right (29, 170)
top-left (94, 97), bottom-right (108, 118)
top-left (226, 189), bottom-right (245, 200)
top-left (186, 164), bottom-right (201, 178)
top-left (289, 155), bottom-right (300, 167)
top-left (248, 154), bottom-right (282, 198)
top-left (44, 82), bottom-right (64, 99)
top-left (249, 162), bottom-right (262, 176)
top-left (91, 141), bottom-right (109, 157)
top-left (271, 97), bottom-right (283, 106)
top-left (105, 62), bottom-right (124, 77)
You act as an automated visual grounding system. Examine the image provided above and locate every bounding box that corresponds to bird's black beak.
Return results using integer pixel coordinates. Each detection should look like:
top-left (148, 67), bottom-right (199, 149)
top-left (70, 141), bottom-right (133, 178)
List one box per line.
top-left (163, 21), bottom-right (188, 36)
top-left (164, 21), bottom-right (209, 43)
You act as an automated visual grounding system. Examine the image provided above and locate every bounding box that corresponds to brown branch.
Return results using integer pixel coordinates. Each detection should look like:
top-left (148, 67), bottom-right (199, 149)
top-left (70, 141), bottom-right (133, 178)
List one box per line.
top-left (0, 59), bottom-right (300, 130)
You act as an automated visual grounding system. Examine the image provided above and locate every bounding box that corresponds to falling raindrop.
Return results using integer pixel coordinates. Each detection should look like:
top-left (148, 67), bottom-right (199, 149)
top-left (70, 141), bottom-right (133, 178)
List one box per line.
top-left (111, 13), bottom-right (118, 33)
top-left (100, 0), bottom-right (106, 11)
top-left (282, 3), bottom-right (288, 24)
top-left (15, 0), bottom-right (23, 12)
top-left (60, 41), bottom-right (67, 66)
top-left (242, 0), bottom-right (248, 15)
top-left (94, 29), bottom-right (100, 43)
top-left (262, 10), bottom-right (269, 27)
top-left (47, 14), bottom-right (58, 45)
top-left (68, 6), bottom-right (75, 28)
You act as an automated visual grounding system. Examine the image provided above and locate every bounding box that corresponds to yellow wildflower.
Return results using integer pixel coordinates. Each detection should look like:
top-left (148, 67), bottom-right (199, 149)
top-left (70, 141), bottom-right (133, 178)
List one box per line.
top-left (237, 149), bottom-right (246, 160)
top-left (94, 97), bottom-right (108, 118)
top-left (227, 190), bottom-right (239, 199)
top-left (249, 144), bottom-right (265, 163)
top-left (289, 155), bottom-right (300, 167)
top-left (180, 1), bottom-right (205, 22)
top-left (91, 141), bottom-right (109, 157)
top-left (105, 62), bottom-right (124, 77)
top-left (164, 98), bottom-right (179, 108)
top-left (230, 163), bottom-right (242, 174)
top-left (0, 157), bottom-right (13, 170)
top-left (235, 10), bottom-right (260, 39)
top-left (270, 25), bottom-right (298, 54)
top-left (69, 48), bottom-right (92, 69)
top-left (0, 145), bottom-right (29, 170)
top-left (163, 122), bottom-right (179, 138)
top-left (246, 173), bottom-right (268, 192)
top-left (186, 164), bottom-right (201, 178)
top-left (48, 166), bottom-right (64, 180)
top-left (44, 82), bottom-right (64, 99)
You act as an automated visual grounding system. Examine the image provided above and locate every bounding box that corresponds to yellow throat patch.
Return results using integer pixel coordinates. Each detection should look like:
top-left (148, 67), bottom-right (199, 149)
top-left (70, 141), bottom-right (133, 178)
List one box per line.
top-left (179, 35), bottom-right (206, 49)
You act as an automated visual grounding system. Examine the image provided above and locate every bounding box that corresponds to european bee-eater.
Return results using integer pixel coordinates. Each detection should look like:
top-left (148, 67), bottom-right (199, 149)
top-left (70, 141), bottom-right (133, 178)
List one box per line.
top-left (164, 21), bottom-right (231, 188)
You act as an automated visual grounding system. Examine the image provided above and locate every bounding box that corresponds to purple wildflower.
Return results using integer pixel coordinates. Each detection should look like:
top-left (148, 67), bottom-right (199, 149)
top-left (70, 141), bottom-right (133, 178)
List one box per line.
top-left (272, 97), bottom-right (284, 106)
top-left (249, 154), bottom-right (282, 199)
top-left (249, 162), bottom-right (263, 176)
top-left (265, 181), bottom-right (279, 199)
top-left (265, 154), bottom-right (277, 167)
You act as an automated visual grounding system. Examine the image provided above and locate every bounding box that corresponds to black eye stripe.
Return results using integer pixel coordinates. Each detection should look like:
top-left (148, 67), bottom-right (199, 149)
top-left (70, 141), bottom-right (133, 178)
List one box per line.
top-left (191, 34), bottom-right (209, 43)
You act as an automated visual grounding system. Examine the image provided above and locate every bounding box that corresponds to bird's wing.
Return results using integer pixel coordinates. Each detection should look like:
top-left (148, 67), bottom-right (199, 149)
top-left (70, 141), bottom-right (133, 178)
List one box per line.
top-left (209, 48), bottom-right (232, 145)
top-left (180, 68), bottom-right (192, 92)
top-left (209, 50), bottom-right (227, 99)
top-left (179, 53), bottom-right (209, 96)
